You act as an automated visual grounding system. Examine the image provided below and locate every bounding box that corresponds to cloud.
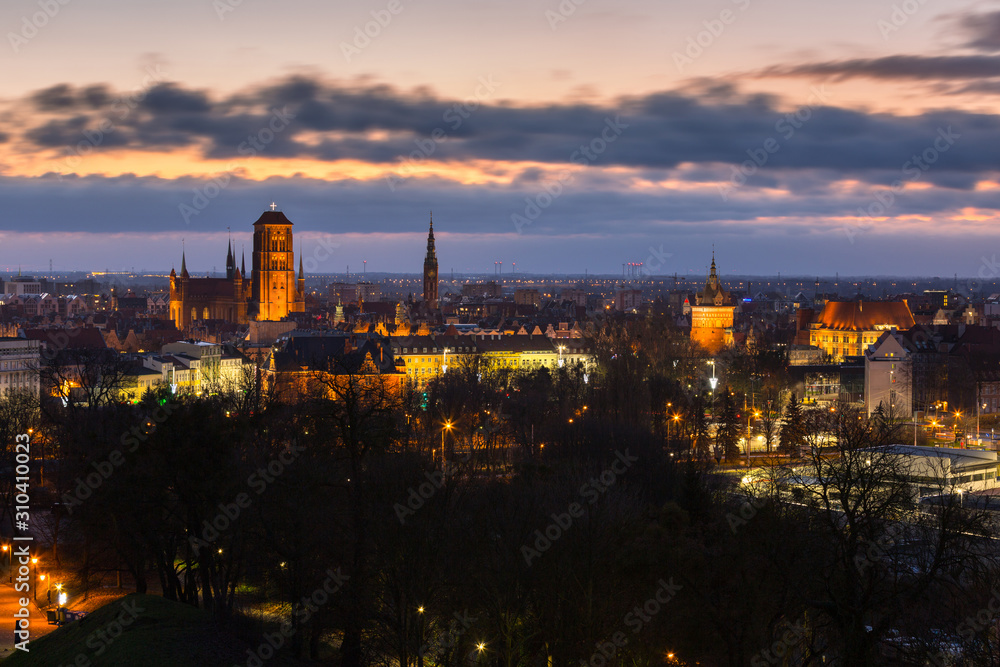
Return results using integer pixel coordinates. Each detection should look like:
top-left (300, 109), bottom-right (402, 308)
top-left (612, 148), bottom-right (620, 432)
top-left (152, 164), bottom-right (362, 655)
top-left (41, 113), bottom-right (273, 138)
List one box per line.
top-left (757, 55), bottom-right (1000, 81)
top-left (4, 74), bottom-right (997, 181)
top-left (957, 9), bottom-right (1000, 52)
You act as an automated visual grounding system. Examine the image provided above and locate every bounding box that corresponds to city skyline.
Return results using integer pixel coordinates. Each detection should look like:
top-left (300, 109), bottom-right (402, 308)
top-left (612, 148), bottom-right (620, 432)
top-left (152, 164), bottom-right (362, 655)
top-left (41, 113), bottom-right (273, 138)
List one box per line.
top-left (2, 0), bottom-right (1000, 274)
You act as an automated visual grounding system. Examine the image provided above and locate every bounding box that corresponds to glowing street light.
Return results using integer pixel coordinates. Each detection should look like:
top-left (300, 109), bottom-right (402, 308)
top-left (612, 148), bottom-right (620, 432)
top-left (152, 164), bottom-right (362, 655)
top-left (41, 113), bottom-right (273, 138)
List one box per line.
top-left (441, 421), bottom-right (454, 469)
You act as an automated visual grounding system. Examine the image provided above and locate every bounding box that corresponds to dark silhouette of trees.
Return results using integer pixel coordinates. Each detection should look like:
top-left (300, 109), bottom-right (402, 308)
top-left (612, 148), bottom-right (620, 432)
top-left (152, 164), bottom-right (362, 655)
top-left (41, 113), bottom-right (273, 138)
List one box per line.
top-left (716, 389), bottom-right (741, 462)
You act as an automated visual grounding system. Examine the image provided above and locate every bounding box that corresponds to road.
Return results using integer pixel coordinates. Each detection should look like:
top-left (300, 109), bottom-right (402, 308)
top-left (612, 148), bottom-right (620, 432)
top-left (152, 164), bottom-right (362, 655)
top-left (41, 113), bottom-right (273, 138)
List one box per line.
top-left (0, 576), bottom-right (58, 657)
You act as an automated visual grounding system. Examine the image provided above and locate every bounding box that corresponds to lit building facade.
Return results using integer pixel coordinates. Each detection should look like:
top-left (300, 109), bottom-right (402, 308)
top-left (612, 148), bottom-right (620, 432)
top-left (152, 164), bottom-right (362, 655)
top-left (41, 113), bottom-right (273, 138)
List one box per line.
top-left (170, 208), bottom-right (306, 329)
top-left (690, 254), bottom-right (734, 354)
top-left (0, 338), bottom-right (40, 396)
top-left (808, 300), bottom-right (915, 361)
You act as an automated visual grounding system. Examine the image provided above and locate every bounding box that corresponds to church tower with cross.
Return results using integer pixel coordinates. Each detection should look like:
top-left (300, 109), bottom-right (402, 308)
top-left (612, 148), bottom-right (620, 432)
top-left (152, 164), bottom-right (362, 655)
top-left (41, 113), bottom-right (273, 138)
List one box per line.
top-left (250, 203), bottom-right (306, 321)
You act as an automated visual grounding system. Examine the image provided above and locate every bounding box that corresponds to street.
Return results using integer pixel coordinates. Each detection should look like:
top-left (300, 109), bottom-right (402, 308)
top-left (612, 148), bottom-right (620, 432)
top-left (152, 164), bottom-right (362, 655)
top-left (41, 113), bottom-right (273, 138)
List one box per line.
top-left (0, 578), bottom-right (58, 656)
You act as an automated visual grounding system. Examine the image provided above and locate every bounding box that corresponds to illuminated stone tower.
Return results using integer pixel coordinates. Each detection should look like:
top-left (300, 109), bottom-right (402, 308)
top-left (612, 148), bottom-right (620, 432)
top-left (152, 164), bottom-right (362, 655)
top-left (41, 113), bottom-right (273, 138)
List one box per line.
top-left (250, 206), bottom-right (305, 321)
top-left (423, 214), bottom-right (438, 310)
top-left (690, 252), bottom-right (735, 354)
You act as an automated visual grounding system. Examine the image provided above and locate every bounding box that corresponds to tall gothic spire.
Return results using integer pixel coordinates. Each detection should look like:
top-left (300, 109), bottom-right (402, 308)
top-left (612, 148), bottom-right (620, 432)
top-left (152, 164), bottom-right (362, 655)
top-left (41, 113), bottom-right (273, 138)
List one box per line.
top-left (241, 246), bottom-right (246, 278)
top-left (423, 212), bottom-right (439, 310)
top-left (425, 212), bottom-right (436, 262)
top-left (226, 239), bottom-right (235, 279)
top-left (181, 241), bottom-right (189, 278)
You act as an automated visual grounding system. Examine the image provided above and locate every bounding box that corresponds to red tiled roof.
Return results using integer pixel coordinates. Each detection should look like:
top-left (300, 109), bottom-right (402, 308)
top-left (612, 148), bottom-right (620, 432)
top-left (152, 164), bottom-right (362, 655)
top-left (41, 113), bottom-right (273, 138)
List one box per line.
top-left (815, 301), bottom-right (915, 331)
top-left (182, 278), bottom-right (240, 298)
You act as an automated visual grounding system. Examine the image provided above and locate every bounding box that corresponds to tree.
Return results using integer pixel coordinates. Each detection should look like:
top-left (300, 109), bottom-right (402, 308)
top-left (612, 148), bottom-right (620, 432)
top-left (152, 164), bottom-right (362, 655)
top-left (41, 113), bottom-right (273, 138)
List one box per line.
top-left (716, 389), bottom-right (741, 463)
top-left (689, 394), bottom-right (710, 458)
top-left (781, 408), bottom-right (992, 664)
top-left (778, 393), bottom-right (806, 456)
top-left (756, 389), bottom-right (781, 454)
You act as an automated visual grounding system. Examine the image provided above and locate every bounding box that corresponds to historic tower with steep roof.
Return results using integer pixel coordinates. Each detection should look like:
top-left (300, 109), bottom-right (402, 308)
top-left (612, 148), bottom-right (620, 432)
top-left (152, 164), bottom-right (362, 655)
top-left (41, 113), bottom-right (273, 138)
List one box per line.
top-left (423, 214), bottom-right (438, 310)
top-left (690, 252), bottom-right (735, 354)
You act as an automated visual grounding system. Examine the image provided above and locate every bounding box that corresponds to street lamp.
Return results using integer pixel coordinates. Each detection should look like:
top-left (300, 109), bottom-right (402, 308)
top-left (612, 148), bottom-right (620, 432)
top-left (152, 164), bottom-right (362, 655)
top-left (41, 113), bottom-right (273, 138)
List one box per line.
top-left (416, 606), bottom-right (426, 667)
top-left (441, 421), bottom-right (453, 468)
top-left (746, 410), bottom-right (761, 466)
top-left (558, 345), bottom-right (566, 368)
top-left (31, 557), bottom-right (38, 602)
top-left (707, 360), bottom-right (717, 394)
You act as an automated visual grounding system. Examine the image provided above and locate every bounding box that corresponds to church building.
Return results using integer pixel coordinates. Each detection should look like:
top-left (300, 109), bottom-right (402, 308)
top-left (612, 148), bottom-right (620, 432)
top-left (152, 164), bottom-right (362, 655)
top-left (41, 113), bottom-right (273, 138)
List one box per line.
top-left (170, 207), bottom-right (306, 329)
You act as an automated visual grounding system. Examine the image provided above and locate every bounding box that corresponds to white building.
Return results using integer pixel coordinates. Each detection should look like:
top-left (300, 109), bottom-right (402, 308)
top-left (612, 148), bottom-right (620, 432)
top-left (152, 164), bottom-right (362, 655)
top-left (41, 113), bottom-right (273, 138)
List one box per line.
top-left (3, 276), bottom-right (42, 296)
top-left (864, 330), bottom-right (912, 417)
top-left (882, 445), bottom-right (1000, 496)
top-left (0, 338), bottom-right (40, 396)
top-left (141, 341), bottom-right (248, 394)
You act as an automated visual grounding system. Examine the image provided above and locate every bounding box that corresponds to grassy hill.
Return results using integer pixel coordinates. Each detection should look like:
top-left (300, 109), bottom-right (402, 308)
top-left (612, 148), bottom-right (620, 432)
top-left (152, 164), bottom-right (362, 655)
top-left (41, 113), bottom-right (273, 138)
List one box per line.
top-left (2, 594), bottom-right (308, 666)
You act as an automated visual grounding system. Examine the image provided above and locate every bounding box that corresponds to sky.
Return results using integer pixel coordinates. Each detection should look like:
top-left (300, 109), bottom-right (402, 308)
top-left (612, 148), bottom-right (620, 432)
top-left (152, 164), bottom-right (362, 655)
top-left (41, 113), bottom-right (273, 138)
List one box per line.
top-left (2, 0), bottom-right (1000, 276)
